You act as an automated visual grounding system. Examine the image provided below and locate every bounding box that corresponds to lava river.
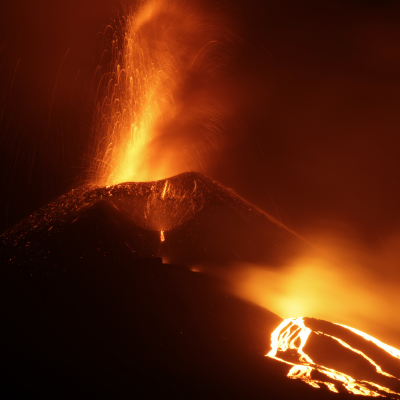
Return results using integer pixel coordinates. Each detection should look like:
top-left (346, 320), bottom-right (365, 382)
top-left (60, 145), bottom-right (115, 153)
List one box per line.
top-left (267, 317), bottom-right (400, 398)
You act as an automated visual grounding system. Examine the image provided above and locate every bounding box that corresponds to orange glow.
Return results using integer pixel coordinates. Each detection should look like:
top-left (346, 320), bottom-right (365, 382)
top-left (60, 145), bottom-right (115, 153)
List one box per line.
top-left (267, 317), bottom-right (400, 397)
top-left (215, 230), bottom-right (400, 349)
top-left (90, 0), bottom-right (234, 186)
top-left (160, 230), bottom-right (165, 242)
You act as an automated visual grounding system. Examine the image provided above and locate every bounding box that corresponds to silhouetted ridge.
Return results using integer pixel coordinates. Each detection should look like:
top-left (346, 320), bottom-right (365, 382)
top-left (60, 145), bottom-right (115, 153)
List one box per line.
top-left (1, 172), bottom-right (309, 267)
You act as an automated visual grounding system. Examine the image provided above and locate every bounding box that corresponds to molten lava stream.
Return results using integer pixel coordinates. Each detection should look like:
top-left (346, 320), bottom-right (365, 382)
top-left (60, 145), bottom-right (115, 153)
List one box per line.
top-left (267, 317), bottom-right (400, 398)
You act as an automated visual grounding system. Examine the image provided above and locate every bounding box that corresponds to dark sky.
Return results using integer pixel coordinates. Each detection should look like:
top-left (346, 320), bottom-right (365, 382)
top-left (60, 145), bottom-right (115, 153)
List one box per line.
top-left (1, 0), bottom-right (400, 246)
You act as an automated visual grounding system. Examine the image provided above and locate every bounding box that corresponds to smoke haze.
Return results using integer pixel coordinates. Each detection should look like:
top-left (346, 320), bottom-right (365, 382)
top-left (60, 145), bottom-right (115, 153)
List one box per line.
top-left (213, 226), bottom-right (400, 349)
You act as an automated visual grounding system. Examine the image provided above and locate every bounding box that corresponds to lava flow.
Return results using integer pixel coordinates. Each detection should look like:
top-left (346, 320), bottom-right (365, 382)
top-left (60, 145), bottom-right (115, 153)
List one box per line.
top-left (267, 317), bottom-right (400, 397)
top-left (90, 0), bottom-right (233, 186)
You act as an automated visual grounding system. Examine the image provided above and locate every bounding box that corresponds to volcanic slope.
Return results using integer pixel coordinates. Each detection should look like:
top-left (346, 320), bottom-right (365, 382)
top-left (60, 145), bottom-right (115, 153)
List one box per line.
top-left (1, 247), bottom-right (354, 399)
top-left (1, 172), bottom-right (310, 268)
top-left (1, 259), bottom-right (360, 399)
top-left (0, 172), bottom-right (357, 399)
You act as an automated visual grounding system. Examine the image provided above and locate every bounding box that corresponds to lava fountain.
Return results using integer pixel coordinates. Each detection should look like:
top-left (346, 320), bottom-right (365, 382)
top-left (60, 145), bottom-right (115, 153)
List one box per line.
top-left (90, 0), bottom-right (234, 186)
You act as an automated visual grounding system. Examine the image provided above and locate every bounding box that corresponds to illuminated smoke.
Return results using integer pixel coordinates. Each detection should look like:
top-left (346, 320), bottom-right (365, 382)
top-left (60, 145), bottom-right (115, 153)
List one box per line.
top-left (208, 229), bottom-right (400, 350)
top-left (89, 0), bottom-right (234, 186)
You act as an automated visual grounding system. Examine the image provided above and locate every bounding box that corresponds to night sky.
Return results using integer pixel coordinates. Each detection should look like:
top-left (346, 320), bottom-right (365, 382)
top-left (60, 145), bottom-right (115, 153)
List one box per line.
top-left (1, 0), bottom-right (400, 245)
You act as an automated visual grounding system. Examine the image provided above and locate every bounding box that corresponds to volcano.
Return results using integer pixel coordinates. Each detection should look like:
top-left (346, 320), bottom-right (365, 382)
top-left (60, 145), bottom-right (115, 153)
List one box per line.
top-left (0, 172), bottom-right (309, 268)
top-left (1, 172), bottom-right (398, 399)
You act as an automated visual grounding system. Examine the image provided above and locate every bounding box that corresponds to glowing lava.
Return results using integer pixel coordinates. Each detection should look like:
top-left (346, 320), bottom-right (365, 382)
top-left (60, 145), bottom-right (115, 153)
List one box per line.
top-left (337, 324), bottom-right (400, 362)
top-left (267, 317), bottom-right (400, 397)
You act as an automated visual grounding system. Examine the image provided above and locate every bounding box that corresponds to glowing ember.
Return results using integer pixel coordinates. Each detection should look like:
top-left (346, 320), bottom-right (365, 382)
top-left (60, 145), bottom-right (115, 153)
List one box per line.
top-left (267, 317), bottom-right (400, 397)
top-left (160, 230), bottom-right (165, 242)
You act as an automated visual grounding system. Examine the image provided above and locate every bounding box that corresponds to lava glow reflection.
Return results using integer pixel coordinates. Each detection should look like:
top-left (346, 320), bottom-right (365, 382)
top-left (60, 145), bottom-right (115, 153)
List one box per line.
top-left (267, 317), bottom-right (400, 397)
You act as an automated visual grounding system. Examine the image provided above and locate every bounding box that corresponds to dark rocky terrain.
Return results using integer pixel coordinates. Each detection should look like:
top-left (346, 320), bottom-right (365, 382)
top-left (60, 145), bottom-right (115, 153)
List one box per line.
top-left (0, 172), bottom-right (309, 268)
top-left (0, 172), bottom-right (387, 399)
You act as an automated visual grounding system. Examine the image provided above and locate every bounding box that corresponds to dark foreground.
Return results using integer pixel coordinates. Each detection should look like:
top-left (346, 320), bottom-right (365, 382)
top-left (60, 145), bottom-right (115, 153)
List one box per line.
top-left (2, 257), bottom-right (358, 400)
top-left (0, 174), bottom-right (373, 398)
